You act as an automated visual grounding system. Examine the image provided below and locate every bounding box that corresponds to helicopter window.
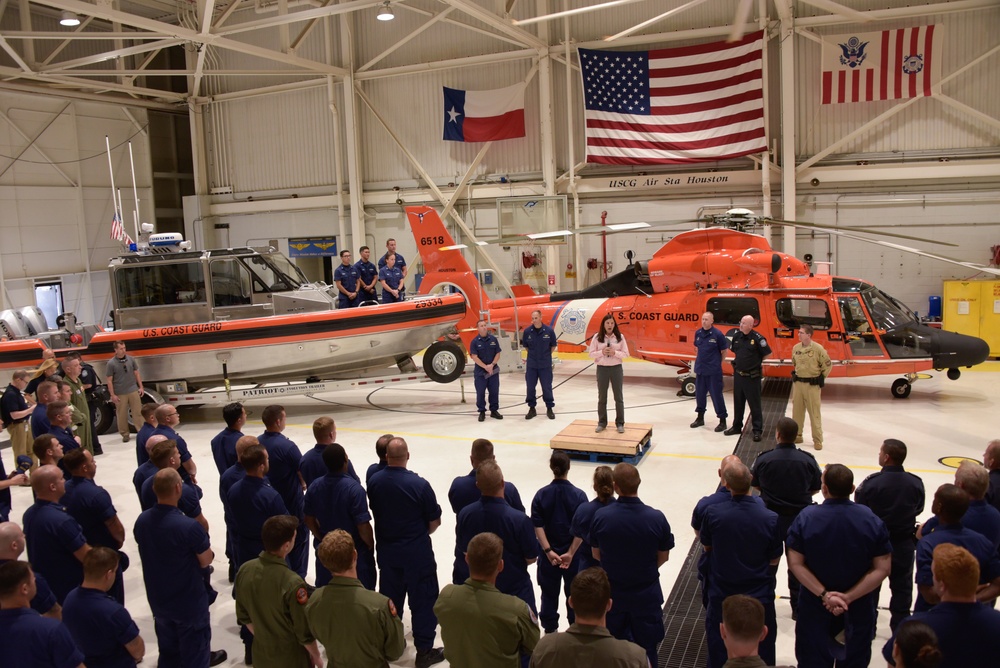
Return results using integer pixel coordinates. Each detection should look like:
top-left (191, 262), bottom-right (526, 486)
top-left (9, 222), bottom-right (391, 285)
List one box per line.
top-left (707, 298), bottom-right (760, 327)
top-left (775, 298), bottom-right (832, 331)
top-left (838, 296), bottom-right (883, 356)
top-left (862, 288), bottom-right (917, 331)
top-left (115, 262), bottom-right (206, 308)
top-left (210, 259), bottom-right (253, 307)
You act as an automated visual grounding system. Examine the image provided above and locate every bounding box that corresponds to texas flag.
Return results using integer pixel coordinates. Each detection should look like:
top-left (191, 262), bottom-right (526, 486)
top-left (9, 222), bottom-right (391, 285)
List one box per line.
top-left (443, 83), bottom-right (526, 142)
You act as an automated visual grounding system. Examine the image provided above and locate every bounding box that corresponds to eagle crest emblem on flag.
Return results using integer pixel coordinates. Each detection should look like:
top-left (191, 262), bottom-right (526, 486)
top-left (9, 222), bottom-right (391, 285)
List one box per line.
top-left (902, 54), bottom-right (924, 75)
top-left (838, 36), bottom-right (869, 68)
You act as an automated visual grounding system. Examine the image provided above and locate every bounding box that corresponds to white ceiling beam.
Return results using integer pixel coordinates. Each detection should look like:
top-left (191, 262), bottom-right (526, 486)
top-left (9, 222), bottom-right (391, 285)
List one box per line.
top-left (40, 16), bottom-right (96, 67)
top-left (288, 0), bottom-right (330, 52)
top-left (123, 48), bottom-right (163, 86)
top-left (210, 0), bottom-right (242, 31)
top-left (191, 0), bottom-right (216, 98)
top-left (355, 47), bottom-right (535, 80)
top-left (358, 6), bottom-right (456, 72)
top-left (397, 4), bottom-right (526, 48)
top-left (513, 0), bottom-right (652, 26)
top-left (27, 0), bottom-right (347, 76)
top-left (0, 64), bottom-right (187, 100)
top-left (18, 0), bottom-right (36, 67)
top-left (441, 0), bottom-right (547, 50)
top-left (795, 0), bottom-right (996, 27)
top-left (797, 0), bottom-right (872, 24)
top-left (935, 94), bottom-right (1000, 134)
top-left (0, 103), bottom-right (77, 185)
top-left (213, 0), bottom-right (387, 37)
top-left (39, 38), bottom-right (186, 72)
top-left (0, 33), bottom-right (32, 72)
top-left (0, 79), bottom-right (180, 110)
top-left (604, 0), bottom-right (712, 43)
top-left (1, 30), bottom-right (155, 39)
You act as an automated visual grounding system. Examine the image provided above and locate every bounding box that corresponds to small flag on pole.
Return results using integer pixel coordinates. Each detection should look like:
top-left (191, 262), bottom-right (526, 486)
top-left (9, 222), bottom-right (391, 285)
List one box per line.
top-left (110, 211), bottom-right (133, 246)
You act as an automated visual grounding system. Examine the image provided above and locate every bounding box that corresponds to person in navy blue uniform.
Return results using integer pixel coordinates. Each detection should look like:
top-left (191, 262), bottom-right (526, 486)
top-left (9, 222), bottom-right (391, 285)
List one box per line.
top-left (920, 462), bottom-right (1000, 553)
top-left (691, 455), bottom-right (744, 609)
top-left (531, 451), bottom-right (586, 633)
top-left (366, 437), bottom-right (445, 668)
top-left (0, 561), bottom-right (85, 668)
top-left (228, 443), bottom-right (289, 569)
top-left (456, 461), bottom-right (538, 614)
top-left (210, 402), bottom-right (244, 474)
top-left (691, 311), bottom-right (730, 432)
top-left (0, 449), bottom-right (28, 522)
top-left (139, 440), bottom-right (210, 534)
top-left (30, 379), bottom-right (58, 442)
top-left (258, 404), bottom-right (310, 578)
top-left (22, 465), bottom-right (92, 604)
top-left (153, 404), bottom-right (199, 487)
top-left (379, 253), bottom-right (405, 303)
top-left (366, 432), bottom-right (393, 484)
top-left (61, 449), bottom-right (127, 605)
top-left (355, 245), bottom-right (380, 304)
top-left (335, 249), bottom-right (362, 308)
top-left (304, 442), bottom-right (376, 588)
top-left (378, 237), bottom-right (408, 278)
top-left (700, 463), bottom-right (782, 668)
top-left (135, 468), bottom-right (227, 668)
top-left (33, 433), bottom-right (69, 480)
top-left (883, 543), bottom-right (1000, 668)
top-left (985, 439), bottom-right (1000, 514)
top-left (219, 435), bottom-right (257, 583)
top-left (0, 521), bottom-right (61, 618)
top-left (298, 416), bottom-right (361, 487)
top-left (912, 483), bottom-right (1000, 613)
top-left (47, 401), bottom-right (81, 455)
top-left (854, 438), bottom-right (926, 631)
top-left (724, 315), bottom-right (770, 441)
top-left (786, 463), bottom-right (892, 668)
top-left (522, 310), bottom-right (558, 420)
top-left (448, 438), bottom-right (524, 584)
top-left (470, 319), bottom-right (504, 421)
top-left (590, 462), bottom-right (675, 667)
top-left (62, 547), bottom-right (144, 668)
top-left (134, 403), bottom-right (158, 466)
top-left (565, 465), bottom-right (616, 573)
top-left (132, 434), bottom-right (166, 501)
top-left (751, 416), bottom-right (822, 618)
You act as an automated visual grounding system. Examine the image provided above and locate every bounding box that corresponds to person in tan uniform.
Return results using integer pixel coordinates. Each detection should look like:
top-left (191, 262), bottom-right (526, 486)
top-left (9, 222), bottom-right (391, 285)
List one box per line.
top-left (790, 324), bottom-right (831, 451)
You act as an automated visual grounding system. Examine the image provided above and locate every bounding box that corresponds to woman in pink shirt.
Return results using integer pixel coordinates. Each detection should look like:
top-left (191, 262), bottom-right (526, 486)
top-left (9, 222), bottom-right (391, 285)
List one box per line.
top-left (588, 314), bottom-right (629, 433)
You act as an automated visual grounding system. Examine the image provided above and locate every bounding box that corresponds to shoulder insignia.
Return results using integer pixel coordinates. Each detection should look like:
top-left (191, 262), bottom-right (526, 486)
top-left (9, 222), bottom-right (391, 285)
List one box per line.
top-left (388, 599), bottom-right (398, 617)
top-left (296, 587), bottom-right (309, 605)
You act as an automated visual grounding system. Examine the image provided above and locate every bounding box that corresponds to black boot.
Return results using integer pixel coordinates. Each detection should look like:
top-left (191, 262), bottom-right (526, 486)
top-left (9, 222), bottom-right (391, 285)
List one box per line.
top-left (690, 413), bottom-right (705, 428)
top-left (525, 407), bottom-right (537, 420)
top-left (478, 412), bottom-right (485, 422)
top-left (714, 418), bottom-right (728, 433)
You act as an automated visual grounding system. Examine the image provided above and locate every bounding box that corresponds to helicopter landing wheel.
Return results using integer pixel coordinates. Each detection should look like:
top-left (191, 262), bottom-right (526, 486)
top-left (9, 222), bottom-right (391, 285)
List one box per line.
top-left (891, 378), bottom-right (912, 399)
top-left (678, 377), bottom-right (696, 397)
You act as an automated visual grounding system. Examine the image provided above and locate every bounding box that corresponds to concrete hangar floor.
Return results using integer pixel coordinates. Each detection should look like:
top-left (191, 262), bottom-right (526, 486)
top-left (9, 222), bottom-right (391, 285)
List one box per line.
top-left (9, 354), bottom-right (998, 667)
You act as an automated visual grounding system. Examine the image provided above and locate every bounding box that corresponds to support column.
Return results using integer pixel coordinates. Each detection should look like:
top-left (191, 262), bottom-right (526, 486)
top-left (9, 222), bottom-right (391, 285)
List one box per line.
top-left (778, 12), bottom-right (796, 256)
top-left (536, 0), bottom-right (559, 290)
top-left (339, 14), bottom-right (365, 250)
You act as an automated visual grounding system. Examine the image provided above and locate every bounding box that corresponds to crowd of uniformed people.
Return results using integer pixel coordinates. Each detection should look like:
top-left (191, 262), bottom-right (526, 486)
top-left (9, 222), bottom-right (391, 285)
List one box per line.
top-left (4, 351), bottom-right (1000, 668)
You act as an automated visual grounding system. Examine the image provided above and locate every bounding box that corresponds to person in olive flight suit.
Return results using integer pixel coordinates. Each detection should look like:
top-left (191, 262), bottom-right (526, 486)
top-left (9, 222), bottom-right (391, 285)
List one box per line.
top-left (790, 324), bottom-right (832, 450)
top-left (306, 529), bottom-right (406, 668)
top-left (522, 310), bottom-right (558, 420)
top-left (854, 438), bottom-right (925, 632)
top-left (724, 315), bottom-right (770, 442)
top-left (470, 319), bottom-right (504, 421)
top-left (435, 531), bottom-right (540, 668)
top-left (234, 515), bottom-right (322, 668)
top-left (691, 312), bottom-right (730, 432)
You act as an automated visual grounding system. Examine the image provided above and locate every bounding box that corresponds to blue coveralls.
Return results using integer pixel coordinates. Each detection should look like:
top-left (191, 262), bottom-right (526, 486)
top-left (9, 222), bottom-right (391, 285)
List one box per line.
top-left (63, 585), bottom-right (141, 668)
top-left (355, 259), bottom-right (380, 303)
top-left (378, 252), bottom-right (407, 273)
top-left (0, 608), bottom-right (84, 667)
top-left (63, 476), bottom-right (126, 604)
top-left (522, 323), bottom-right (557, 409)
top-left (22, 499), bottom-right (87, 603)
top-left (258, 430), bottom-right (309, 578)
top-left (135, 422), bottom-right (156, 466)
top-left (785, 498), bottom-right (892, 668)
top-left (448, 473), bottom-right (524, 584)
top-left (226, 476), bottom-right (288, 569)
top-left (134, 504), bottom-right (212, 668)
top-left (367, 465), bottom-right (442, 652)
top-left (152, 425), bottom-right (196, 486)
top-left (210, 427), bottom-right (243, 474)
top-left (590, 496), bottom-right (675, 668)
top-left (854, 464), bottom-right (925, 630)
top-left (456, 496), bottom-right (539, 613)
top-left (882, 601), bottom-right (1000, 666)
top-left (335, 262), bottom-right (361, 308)
top-left (470, 332), bottom-right (502, 414)
top-left (132, 460), bottom-right (158, 501)
top-left (140, 476), bottom-right (202, 517)
top-left (304, 471), bottom-right (376, 589)
top-left (700, 494), bottom-right (782, 668)
top-left (691, 487), bottom-right (731, 608)
top-left (531, 479), bottom-right (587, 632)
top-left (913, 523), bottom-right (1000, 612)
top-left (379, 266), bottom-right (405, 303)
top-left (298, 443), bottom-right (361, 487)
top-left (570, 497), bottom-right (615, 572)
top-left (693, 325), bottom-right (729, 419)
top-left (0, 558), bottom-right (58, 615)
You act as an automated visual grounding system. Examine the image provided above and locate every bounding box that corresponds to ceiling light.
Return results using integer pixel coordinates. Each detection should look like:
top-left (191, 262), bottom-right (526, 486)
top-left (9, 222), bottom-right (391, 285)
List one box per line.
top-left (376, 1), bottom-right (394, 21)
top-left (60, 11), bottom-right (81, 27)
top-left (609, 222), bottom-right (650, 231)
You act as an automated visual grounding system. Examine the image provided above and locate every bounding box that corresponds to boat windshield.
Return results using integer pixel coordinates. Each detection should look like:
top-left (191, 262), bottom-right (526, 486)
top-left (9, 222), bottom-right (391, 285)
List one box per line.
top-left (861, 287), bottom-right (917, 332)
top-left (245, 253), bottom-right (304, 292)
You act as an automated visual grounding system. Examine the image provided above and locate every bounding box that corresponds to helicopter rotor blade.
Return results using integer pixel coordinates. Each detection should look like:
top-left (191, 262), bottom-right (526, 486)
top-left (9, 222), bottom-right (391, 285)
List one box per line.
top-left (762, 217), bottom-right (959, 247)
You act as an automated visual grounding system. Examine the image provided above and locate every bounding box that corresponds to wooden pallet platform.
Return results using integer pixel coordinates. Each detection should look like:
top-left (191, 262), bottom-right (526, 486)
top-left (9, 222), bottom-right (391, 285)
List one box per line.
top-left (550, 420), bottom-right (653, 464)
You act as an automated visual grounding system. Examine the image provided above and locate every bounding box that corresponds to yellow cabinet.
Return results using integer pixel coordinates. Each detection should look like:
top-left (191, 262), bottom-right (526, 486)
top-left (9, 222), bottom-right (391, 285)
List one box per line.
top-left (943, 280), bottom-right (1000, 357)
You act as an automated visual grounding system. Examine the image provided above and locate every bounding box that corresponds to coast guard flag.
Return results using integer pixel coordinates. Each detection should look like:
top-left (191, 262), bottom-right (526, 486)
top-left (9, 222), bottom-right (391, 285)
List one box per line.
top-left (579, 32), bottom-right (766, 165)
top-left (443, 83), bottom-right (526, 142)
top-left (821, 25), bottom-right (941, 104)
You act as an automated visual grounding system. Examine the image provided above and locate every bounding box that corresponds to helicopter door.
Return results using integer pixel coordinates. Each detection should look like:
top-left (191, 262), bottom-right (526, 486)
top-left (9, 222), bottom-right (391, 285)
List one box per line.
top-left (836, 295), bottom-right (889, 373)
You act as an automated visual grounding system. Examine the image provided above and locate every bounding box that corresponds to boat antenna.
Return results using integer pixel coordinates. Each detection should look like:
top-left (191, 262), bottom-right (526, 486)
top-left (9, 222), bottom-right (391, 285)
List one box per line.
top-left (128, 141), bottom-right (141, 244)
top-left (105, 136), bottom-right (132, 249)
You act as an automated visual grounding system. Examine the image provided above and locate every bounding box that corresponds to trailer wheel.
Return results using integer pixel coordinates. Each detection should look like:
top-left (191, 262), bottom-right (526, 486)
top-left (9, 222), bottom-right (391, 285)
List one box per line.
top-left (93, 399), bottom-right (115, 435)
top-left (423, 340), bottom-right (466, 384)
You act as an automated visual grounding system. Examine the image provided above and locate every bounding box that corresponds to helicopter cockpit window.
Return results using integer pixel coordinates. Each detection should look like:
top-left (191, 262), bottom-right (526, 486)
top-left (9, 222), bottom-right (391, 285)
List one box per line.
top-left (707, 298), bottom-right (760, 327)
top-left (245, 255), bottom-right (303, 293)
top-left (775, 298), bottom-right (832, 331)
top-left (115, 262), bottom-right (206, 308)
top-left (862, 288), bottom-right (917, 331)
top-left (210, 259), bottom-right (252, 307)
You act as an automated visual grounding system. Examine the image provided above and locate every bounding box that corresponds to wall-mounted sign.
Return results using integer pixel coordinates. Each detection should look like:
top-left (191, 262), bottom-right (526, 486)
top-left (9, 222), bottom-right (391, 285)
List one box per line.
top-left (288, 237), bottom-right (337, 257)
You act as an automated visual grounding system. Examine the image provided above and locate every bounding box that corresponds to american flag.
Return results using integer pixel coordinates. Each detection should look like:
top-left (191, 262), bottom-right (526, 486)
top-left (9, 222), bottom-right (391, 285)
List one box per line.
top-left (579, 32), bottom-right (767, 165)
top-left (110, 211), bottom-right (133, 246)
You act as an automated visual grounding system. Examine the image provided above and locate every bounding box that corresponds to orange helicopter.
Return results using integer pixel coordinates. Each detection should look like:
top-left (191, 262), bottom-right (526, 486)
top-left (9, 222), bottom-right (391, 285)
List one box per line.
top-left (406, 205), bottom-right (993, 399)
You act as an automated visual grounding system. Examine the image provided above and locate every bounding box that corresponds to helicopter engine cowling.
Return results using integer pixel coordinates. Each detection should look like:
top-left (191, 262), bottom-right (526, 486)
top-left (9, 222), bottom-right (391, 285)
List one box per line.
top-left (732, 250), bottom-right (811, 277)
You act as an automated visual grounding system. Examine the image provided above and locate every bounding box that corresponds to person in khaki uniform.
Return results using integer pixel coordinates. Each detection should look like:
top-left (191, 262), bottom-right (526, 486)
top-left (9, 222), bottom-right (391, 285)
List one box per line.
top-left (306, 529), bottom-right (405, 668)
top-left (435, 532), bottom-right (540, 668)
top-left (234, 514), bottom-right (322, 668)
top-left (790, 324), bottom-right (832, 451)
top-left (1, 371), bottom-right (34, 469)
top-left (529, 567), bottom-right (648, 668)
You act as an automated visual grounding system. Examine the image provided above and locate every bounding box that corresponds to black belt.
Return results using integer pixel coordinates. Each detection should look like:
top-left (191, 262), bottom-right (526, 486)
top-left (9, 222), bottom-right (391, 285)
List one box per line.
top-left (793, 375), bottom-right (823, 385)
top-left (736, 370), bottom-right (761, 378)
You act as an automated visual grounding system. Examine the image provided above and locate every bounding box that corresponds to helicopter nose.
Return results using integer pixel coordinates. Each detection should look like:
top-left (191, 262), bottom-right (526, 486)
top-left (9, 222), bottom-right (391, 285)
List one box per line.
top-left (930, 328), bottom-right (990, 369)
